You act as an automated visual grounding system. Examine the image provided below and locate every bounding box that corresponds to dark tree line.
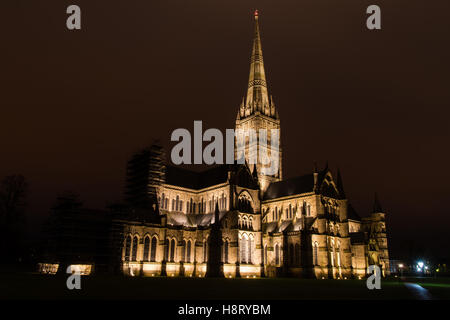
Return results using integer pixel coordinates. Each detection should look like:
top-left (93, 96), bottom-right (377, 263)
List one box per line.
top-left (0, 174), bottom-right (28, 264)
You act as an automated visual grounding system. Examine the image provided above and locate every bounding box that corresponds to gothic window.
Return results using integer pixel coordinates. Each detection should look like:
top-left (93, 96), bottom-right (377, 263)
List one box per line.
top-left (161, 193), bottom-right (165, 208)
top-left (150, 237), bottom-right (157, 262)
top-left (240, 234), bottom-right (249, 264)
top-left (176, 195), bottom-right (180, 211)
top-left (170, 239), bottom-right (176, 262)
top-left (165, 198), bottom-right (168, 209)
top-left (132, 236), bottom-right (138, 261)
top-left (180, 200), bottom-right (183, 213)
top-left (172, 199), bottom-right (175, 211)
top-left (248, 235), bottom-right (253, 264)
top-left (186, 240), bottom-right (192, 263)
top-left (143, 236), bottom-right (150, 261)
top-left (313, 242), bottom-right (319, 265)
top-left (124, 235), bottom-right (131, 261)
top-left (249, 217), bottom-right (253, 230)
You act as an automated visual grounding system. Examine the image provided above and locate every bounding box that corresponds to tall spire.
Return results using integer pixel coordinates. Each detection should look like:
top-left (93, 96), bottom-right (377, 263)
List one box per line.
top-left (246, 10), bottom-right (271, 115)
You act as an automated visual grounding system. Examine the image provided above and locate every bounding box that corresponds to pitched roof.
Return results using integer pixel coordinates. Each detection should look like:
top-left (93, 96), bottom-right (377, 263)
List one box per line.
top-left (165, 165), bottom-right (229, 190)
top-left (263, 173), bottom-right (315, 200)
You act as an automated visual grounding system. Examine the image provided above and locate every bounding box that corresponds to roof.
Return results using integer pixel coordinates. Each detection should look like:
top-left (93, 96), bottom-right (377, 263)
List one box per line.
top-left (165, 165), bottom-right (229, 190)
top-left (263, 173), bottom-right (315, 200)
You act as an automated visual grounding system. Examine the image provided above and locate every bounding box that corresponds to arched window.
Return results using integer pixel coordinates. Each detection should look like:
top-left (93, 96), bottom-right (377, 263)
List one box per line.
top-left (176, 195), bottom-right (180, 211)
top-left (243, 216), bottom-right (248, 229)
top-left (249, 217), bottom-right (253, 230)
top-left (150, 237), bottom-right (157, 262)
top-left (224, 240), bottom-right (229, 263)
top-left (132, 236), bottom-right (138, 261)
top-left (240, 234), bottom-right (248, 264)
top-left (143, 236), bottom-right (150, 261)
top-left (307, 205), bottom-right (311, 216)
top-left (313, 242), bottom-right (318, 265)
top-left (172, 199), bottom-right (175, 211)
top-left (170, 239), bottom-right (176, 262)
top-left (164, 198), bottom-right (168, 209)
top-left (248, 235), bottom-right (253, 264)
top-left (161, 193), bottom-right (165, 208)
top-left (275, 244), bottom-right (280, 265)
top-left (124, 235), bottom-right (132, 261)
top-left (186, 240), bottom-right (192, 263)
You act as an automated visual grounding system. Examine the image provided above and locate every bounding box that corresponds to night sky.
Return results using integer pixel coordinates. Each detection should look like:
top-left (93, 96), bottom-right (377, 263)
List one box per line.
top-left (2, 1), bottom-right (449, 260)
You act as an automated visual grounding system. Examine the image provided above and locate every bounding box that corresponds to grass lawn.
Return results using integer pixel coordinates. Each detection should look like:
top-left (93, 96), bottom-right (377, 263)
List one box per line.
top-left (404, 277), bottom-right (450, 300)
top-left (0, 272), bottom-right (424, 300)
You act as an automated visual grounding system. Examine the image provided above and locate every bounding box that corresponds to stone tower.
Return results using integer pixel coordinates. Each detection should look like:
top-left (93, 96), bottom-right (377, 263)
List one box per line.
top-left (235, 10), bottom-right (282, 193)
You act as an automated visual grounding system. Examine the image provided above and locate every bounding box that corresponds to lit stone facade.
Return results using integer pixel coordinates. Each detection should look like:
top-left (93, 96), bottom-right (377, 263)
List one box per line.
top-left (119, 12), bottom-right (390, 279)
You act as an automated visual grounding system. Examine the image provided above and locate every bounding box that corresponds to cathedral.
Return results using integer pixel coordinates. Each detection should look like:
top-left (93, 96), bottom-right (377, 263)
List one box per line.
top-left (118, 12), bottom-right (390, 279)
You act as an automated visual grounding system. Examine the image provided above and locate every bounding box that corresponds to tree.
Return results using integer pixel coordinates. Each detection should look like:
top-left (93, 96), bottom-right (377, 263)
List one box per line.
top-left (0, 174), bottom-right (28, 262)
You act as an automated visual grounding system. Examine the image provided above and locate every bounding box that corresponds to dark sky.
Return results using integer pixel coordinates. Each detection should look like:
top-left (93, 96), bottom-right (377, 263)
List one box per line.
top-left (1, 0), bottom-right (449, 259)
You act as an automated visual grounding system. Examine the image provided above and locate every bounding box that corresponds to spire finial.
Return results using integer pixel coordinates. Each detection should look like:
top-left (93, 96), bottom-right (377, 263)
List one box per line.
top-left (254, 9), bottom-right (259, 19)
